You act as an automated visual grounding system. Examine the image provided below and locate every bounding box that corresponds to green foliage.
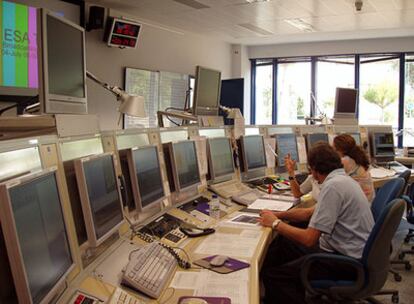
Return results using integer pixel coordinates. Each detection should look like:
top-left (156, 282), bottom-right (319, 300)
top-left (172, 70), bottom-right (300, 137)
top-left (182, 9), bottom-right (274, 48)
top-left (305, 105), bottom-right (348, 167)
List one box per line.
top-left (297, 97), bottom-right (304, 118)
top-left (363, 82), bottom-right (398, 123)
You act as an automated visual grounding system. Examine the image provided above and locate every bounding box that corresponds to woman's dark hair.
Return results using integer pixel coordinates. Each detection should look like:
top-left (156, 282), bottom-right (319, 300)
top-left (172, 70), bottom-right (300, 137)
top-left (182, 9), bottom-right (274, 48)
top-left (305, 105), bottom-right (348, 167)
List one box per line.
top-left (333, 134), bottom-right (370, 170)
top-left (308, 143), bottom-right (343, 175)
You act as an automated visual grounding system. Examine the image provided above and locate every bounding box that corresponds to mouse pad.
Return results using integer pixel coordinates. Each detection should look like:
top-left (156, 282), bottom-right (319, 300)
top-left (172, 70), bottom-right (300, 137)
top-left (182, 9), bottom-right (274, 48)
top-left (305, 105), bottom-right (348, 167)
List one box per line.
top-left (194, 255), bottom-right (250, 274)
top-left (178, 296), bottom-right (231, 304)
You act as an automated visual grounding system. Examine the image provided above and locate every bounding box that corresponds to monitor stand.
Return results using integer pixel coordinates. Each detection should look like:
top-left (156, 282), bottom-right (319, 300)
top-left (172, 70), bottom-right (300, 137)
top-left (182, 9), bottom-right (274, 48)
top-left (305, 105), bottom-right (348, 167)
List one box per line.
top-left (332, 117), bottom-right (358, 125)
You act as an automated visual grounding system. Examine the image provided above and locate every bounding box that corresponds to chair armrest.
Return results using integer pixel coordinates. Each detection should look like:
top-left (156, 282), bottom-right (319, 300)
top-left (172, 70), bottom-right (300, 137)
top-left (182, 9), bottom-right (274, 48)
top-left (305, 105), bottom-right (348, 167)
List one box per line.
top-left (300, 253), bottom-right (365, 298)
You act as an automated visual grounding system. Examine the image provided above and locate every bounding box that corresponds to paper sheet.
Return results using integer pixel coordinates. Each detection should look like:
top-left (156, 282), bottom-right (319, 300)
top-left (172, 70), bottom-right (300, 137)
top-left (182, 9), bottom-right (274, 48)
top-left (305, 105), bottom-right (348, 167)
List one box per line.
top-left (194, 270), bottom-right (249, 304)
top-left (227, 214), bottom-right (261, 226)
top-left (248, 198), bottom-right (293, 211)
top-left (194, 232), bottom-right (260, 258)
top-left (264, 137), bottom-right (276, 168)
top-left (191, 136), bottom-right (208, 176)
top-left (170, 271), bottom-right (201, 290)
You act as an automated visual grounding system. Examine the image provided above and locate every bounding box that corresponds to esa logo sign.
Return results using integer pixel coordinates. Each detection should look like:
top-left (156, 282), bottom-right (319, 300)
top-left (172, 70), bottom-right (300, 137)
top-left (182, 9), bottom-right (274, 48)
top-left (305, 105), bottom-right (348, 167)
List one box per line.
top-left (3, 29), bottom-right (36, 43)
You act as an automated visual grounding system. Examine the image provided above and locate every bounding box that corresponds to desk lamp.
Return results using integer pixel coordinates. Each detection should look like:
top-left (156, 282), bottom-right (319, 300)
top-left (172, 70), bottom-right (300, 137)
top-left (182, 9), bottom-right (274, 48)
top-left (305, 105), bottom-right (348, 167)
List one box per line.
top-left (86, 71), bottom-right (146, 118)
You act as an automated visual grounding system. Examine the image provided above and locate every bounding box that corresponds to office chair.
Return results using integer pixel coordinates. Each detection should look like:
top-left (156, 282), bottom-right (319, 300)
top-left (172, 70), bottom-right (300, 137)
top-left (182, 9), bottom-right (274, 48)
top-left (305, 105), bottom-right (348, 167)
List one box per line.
top-left (300, 199), bottom-right (405, 304)
top-left (370, 177), bottom-right (407, 281)
top-left (398, 181), bottom-right (414, 261)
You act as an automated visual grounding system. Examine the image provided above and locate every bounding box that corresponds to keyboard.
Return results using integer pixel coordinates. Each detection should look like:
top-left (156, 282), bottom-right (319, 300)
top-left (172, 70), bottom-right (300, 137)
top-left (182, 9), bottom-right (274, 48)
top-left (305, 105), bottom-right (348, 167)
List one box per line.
top-left (122, 242), bottom-right (177, 299)
top-left (249, 177), bottom-right (277, 186)
top-left (210, 180), bottom-right (251, 198)
top-left (108, 287), bottom-right (144, 304)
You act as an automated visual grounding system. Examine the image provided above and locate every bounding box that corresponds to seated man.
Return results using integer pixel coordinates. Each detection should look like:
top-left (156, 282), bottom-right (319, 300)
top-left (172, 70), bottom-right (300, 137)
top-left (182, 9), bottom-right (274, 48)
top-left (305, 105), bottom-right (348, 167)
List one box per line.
top-left (259, 143), bottom-right (374, 304)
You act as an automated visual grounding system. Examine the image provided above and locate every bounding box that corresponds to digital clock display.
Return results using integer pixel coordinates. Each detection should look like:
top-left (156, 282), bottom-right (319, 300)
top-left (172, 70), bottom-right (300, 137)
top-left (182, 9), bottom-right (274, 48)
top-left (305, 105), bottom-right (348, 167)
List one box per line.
top-left (107, 18), bottom-right (141, 49)
top-left (110, 35), bottom-right (137, 47)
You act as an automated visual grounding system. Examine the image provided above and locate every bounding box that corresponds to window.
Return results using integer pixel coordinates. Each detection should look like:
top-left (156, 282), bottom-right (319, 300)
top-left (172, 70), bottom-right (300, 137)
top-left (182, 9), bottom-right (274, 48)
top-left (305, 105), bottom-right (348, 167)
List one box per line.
top-left (255, 64), bottom-right (273, 124)
top-left (277, 58), bottom-right (311, 124)
top-left (404, 55), bottom-right (414, 146)
top-left (316, 56), bottom-right (354, 118)
top-left (359, 55), bottom-right (399, 133)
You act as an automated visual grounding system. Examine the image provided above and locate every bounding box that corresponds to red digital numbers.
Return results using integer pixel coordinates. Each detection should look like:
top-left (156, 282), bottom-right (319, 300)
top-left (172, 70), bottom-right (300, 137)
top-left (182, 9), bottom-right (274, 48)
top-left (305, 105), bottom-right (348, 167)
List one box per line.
top-left (110, 19), bottom-right (140, 48)
top-left (110, 35), bottom-right (136, 47)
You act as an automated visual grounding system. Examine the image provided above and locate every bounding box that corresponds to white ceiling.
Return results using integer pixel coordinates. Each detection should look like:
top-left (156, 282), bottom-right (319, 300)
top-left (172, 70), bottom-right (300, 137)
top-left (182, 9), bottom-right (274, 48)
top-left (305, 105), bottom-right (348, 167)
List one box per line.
top-left (87, 0), bottom-right (414, 45)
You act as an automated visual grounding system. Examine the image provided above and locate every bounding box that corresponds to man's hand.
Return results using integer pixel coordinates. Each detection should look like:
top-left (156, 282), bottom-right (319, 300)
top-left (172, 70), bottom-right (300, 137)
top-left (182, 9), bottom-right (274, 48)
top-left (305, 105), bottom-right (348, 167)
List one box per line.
top-left (284, 153), bottom-right (296, 175)
top-left (258, 210), bottom-right (279, 227)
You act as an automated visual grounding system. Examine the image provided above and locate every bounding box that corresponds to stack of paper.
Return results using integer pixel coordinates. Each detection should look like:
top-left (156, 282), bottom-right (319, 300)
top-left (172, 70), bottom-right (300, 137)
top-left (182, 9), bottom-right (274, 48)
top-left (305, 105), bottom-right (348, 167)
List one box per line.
top-left (247, 198), bottom-right (293, 211)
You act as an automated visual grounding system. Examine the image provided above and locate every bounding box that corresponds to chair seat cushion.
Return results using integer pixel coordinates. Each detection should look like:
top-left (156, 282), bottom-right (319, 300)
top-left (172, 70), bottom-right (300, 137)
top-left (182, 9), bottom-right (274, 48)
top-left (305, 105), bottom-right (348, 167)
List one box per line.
top-left (310, 280), bottom-right (355, 289)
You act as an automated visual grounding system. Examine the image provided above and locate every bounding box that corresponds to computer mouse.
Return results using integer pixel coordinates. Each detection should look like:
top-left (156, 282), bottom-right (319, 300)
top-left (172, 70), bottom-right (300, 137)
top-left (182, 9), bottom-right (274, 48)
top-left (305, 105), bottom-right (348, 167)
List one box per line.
top-left (209, 255), bottom-right (229, 267)
top-left (180, 298), bottom-right (208, 304)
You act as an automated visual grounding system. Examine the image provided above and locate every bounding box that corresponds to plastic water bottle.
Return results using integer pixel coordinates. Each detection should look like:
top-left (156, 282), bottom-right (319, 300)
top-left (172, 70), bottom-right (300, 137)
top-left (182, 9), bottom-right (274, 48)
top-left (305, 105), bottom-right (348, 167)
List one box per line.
top-left (209, 194), bottom-right (221, 220)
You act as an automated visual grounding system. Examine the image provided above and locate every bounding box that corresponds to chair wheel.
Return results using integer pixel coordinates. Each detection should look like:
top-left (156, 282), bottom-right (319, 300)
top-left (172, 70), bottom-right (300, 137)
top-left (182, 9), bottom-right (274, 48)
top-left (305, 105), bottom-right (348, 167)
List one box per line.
top-left (404, 237), bottom-right (410, 243)
top-left (394, 274), bottom-right (402, 282)
top-left (399, 253), bottom-right (405, 260)
top-left (392, 294), bottom-right (399, 303)
top-left (405, 263), bottom-right (412, 271)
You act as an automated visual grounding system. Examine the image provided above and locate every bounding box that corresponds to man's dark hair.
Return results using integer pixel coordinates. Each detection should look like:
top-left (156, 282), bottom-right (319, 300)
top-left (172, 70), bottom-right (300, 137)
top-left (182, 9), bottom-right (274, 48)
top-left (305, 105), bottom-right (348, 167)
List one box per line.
top-left (308, 142), bottom-right (343, 175)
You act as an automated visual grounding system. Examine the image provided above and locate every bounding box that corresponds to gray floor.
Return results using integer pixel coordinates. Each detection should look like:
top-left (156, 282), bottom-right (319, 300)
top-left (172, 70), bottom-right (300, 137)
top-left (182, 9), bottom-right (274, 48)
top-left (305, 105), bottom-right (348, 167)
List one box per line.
top-left (375, 221), bottom-right (414, 304)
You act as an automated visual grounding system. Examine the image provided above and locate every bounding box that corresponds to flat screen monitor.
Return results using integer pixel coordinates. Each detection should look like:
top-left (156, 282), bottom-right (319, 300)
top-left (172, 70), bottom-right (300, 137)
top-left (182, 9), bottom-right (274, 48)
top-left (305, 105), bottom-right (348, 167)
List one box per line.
top-left (207, 137), bottom-right (234, 183)
top-left (193, 66), bottom-right (221, 116)
top-left (38, 9), bottom-right (87, 114)
top-left (275, 133), bottom-right (298, 168)
top-left (127, 146), bottom-right (165, 212)
top-left (163, 140), bottom-right (201, 196)
top-left (74, 153), bottom-right (124, 247)
top-left (306, 133), bottom-right (329, 152)
top-left (241, 135), bottom-right (267, 171)
top-left (348, 133), bottom-right (361, 145)
top-left (334, 87), bottom-right (358, 118)
top-left (0, 168), bottom-right (74, 304)
top-left (372, 132), bottom-right (395, 158)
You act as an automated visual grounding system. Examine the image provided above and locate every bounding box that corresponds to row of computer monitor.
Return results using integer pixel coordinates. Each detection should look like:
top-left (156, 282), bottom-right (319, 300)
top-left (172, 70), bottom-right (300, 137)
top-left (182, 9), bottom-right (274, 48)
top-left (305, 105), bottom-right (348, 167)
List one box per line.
top-left (0, 130), bottom-right (395, 304)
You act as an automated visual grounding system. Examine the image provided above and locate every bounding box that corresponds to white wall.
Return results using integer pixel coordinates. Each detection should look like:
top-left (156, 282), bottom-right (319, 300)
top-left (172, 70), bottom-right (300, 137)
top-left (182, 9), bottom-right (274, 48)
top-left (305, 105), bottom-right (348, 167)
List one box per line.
top-left (86, 10), bottom-right (232, 130)
top-left (248, 36), bottom-right (414, 59)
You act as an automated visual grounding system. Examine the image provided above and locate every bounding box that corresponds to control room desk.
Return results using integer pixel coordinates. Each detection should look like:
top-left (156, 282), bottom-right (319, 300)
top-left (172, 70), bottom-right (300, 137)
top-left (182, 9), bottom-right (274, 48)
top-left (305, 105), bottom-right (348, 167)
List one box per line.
top-left (372, 171), bottom-right (414, 188)
top-left (59, 206), bottom-right (274, 304)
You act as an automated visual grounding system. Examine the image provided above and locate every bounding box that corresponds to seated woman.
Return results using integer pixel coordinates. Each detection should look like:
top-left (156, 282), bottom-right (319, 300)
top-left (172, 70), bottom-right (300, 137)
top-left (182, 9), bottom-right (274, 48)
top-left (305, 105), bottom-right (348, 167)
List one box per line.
top-left (333, 133), bottom-right (375, 203)
top-left (285, 154), bottom-right (321, 201)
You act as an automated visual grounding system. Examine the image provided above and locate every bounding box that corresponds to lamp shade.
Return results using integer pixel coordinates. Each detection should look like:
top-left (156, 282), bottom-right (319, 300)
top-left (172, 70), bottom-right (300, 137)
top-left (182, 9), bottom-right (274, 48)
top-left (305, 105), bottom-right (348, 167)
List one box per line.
top-left (118, 94), bottom-right (146, 117)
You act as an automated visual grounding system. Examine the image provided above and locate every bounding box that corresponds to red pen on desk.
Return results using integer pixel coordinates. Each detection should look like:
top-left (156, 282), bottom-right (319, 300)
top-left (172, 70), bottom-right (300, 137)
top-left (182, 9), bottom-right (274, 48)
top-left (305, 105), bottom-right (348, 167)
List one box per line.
top-left (268, 184), bottom-right (272, 194)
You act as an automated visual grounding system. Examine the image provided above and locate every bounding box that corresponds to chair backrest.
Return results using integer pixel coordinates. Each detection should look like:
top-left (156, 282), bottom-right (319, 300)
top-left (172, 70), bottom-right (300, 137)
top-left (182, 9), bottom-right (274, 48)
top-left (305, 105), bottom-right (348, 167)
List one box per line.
top-left (371, 177), bottom-right (404, 221)
top-left (361, 199), bottom-right (405, 294)
top-left (397, 170), bottom-right (412, 197)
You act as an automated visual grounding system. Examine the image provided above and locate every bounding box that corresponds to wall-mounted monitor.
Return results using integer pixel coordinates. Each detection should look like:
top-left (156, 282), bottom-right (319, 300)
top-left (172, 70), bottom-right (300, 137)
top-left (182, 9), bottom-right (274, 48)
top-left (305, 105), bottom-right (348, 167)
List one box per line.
top-left (0, 168), bottom-right (74, 304)
top-left (371, 132), bottom-right (395, 164)
top-left (119, 146), bottom-right (165, 213)
top-left (74, 153), bottom-right (124, 247)
top-left (275, 133), bottom-right (298, 172)
top-left (163, 140), bottom-right (201, 204)
top-left (334, 87), bottom-right (358, 119)
top-left (306, 133), bottom-right (329, 152)
top-left (207, 137), bottom-right (235, 184)
top-left (193, 66), bottom-right (221, 116)
top-left (37, 8), bottom-right (87, 114)
top-left (238, 135), bottom-right (267, 181)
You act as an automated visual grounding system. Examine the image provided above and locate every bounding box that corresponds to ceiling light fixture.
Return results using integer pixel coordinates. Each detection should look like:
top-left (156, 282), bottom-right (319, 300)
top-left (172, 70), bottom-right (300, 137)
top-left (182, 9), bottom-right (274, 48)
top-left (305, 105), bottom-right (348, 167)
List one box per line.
top-left (245, 0), bottom-right (270, 3)
top-left (284, 18), bottom-right (315, 32)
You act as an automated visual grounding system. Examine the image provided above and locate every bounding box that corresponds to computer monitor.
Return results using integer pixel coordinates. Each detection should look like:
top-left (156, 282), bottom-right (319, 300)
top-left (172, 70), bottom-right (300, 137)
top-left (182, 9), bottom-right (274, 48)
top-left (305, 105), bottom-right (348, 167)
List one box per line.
top-left (275, 133), bottom-right (298, 171)
top-left (238, 135), bottom-right (267, 181)
top-left (306, 133), bottom-right (329, 152)
top-left (371, 132), bottom-right (395, 163)
top-left (193, 66), bottom-right (221, 116)
top-left (120, 146), bottom-right (165, 212)
top-left (0, 168), bottom-right (74, 304)
top-left (334, 87), bottom-right (358, 119)
top-left (74, 153), bottom-right (124, 247)
top-left (37, 8), bottom-right (87, 114)
top-left (163, 140), bottom-right (201, 203)
top-left (207, 137), bottom-right (235, 184)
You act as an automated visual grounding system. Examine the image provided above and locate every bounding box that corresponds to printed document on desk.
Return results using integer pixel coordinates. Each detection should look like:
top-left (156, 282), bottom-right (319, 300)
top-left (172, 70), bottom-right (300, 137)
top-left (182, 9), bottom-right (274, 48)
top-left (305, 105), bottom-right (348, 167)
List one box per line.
top-left (194, 269), bottom-right (249, 304)
top-left (194, 231), bottom-right (260, 258)
top-left (248, 198), bottom-right (293, 211)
